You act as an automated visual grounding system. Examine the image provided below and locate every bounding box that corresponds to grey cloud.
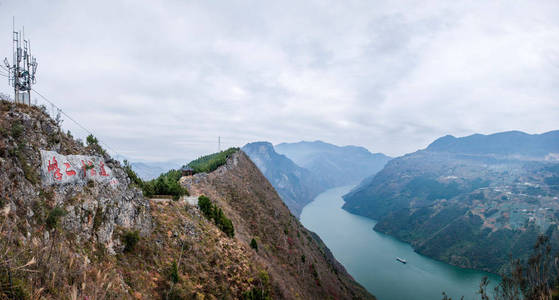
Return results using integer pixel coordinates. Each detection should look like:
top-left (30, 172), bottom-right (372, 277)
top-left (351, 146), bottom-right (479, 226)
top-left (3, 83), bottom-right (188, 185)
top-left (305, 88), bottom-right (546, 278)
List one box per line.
top-left (0, 0), bottom-right (558, 162)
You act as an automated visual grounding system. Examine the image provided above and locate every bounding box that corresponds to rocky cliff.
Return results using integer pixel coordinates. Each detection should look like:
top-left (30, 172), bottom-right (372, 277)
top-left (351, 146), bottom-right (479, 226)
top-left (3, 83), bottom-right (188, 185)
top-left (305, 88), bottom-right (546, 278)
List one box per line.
top-left (0, 100), bottom-right (153, 297)
top-left (0, 100), bottom-right (373, 299)
top-left (242, 142), bottom-right (325, 217)
top-left (180, 150), bottom-right (374, 299)
top-left (0, 101), bottom-right (151, 251)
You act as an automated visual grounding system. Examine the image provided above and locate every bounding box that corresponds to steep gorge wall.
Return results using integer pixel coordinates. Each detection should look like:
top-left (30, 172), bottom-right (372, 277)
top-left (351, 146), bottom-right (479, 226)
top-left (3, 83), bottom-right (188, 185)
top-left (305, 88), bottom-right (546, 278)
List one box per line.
top-left (181, 151), bottom-right (374, 299)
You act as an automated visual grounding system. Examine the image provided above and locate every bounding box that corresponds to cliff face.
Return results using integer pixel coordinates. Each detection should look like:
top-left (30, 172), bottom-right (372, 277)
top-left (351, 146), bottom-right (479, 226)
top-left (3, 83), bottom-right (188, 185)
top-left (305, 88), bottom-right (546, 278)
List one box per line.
top-left (0, 101), bottom-right (151, 252)
top-left (181, 151), bottom-right (374, 299)
top-left (0, 101), bottom-right (373, 299)
top-left (0, 100), bottom-right (153, 298)
top-left (242, 142), bottom-right (325, 217)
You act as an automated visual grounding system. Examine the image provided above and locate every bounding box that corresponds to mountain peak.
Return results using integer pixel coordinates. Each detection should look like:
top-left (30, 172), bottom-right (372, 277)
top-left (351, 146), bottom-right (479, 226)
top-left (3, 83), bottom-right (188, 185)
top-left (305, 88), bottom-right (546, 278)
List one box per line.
top-left (275, 140), bottom-right (391, 187)
top-left (244, 141), bottom-right (274, 149)
top-left (242, 141), bottom-right (323, 217)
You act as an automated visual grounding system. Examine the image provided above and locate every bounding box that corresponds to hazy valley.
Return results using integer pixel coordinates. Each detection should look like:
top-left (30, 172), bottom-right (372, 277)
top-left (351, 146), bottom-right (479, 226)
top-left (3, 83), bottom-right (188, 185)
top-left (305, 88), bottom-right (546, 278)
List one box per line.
top-left (243, 141), bottom-right (391, 217)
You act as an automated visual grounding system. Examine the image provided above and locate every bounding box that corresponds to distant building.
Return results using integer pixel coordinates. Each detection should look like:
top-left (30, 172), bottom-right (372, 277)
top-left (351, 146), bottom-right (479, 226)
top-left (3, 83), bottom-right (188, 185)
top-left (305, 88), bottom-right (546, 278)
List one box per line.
top-left (181, 166), bottom-right (194, 176)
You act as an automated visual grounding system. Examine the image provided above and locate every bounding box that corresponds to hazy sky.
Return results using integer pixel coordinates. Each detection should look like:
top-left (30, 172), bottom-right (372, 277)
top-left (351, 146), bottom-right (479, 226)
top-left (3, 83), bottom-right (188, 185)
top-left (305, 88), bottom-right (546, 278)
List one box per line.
top-left (1, 1), bottom-right (558, 162)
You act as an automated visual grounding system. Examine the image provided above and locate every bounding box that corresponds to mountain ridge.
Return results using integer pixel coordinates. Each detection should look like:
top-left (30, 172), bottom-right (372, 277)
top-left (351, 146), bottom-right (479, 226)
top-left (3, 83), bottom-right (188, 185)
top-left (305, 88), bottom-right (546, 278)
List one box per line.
top-left (242, 141), bottom-right (324, 217)
top-left (179, 150), bottom-right (374, 299)
top-left (0, 101), bottom-right (374, 299)
top-left (275, 140), bottom-right (391, 189)
top-left (426, 130), bottom-right (559, 157)
top-left (343, 129), bottom-right (559, 273)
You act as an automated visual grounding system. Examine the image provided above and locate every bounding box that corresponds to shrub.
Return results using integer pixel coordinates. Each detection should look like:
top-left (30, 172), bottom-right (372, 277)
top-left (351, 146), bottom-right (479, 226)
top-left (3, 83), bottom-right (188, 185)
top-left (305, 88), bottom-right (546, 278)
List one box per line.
top-left (141, 169), bottom-right (188, 200)
top-left (92, 206), bottom-right (103, 231)
top-left (198, 195), bottom-right (212, 217)
top-left (86, 134), bottom-right (98, 146)
top-left (187, 148), bottom-right (239, 173)
top-left (46, 207), bottom-right (67, 231)
top-left (85, 134), bottom-right (106, 156)
top-left (14, 143), bottom-right (39, 184)
top-left (122, 230), bottom-right (140, 253)
top-left (168, 261), bottom-right (179, 284)
top-left (0, 275), bottom-right (28, 299)
top-left (123, 161), bottom-right (189, 200)
top-left (250, 238), bottom-right (258, 252)
top-left (242, 288), bottom-right (271, 300)
top-left (123, 160), bottom-right (143, 186)
top-left (11, 122), bottom-right (23, 139)
top-left (219, 216), bottom-right (235, 238)
top-left (197, 195), bottom-right (234, 237)
top-left (242, 271), bottom-right (271, 300)
top-left (445, 235), bottom-right (559, 300)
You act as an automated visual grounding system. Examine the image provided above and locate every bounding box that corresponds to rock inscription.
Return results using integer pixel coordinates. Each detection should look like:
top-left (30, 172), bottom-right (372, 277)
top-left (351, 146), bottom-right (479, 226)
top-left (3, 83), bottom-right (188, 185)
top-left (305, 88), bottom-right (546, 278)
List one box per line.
top-left (40, 150), bottom-right (119, 187)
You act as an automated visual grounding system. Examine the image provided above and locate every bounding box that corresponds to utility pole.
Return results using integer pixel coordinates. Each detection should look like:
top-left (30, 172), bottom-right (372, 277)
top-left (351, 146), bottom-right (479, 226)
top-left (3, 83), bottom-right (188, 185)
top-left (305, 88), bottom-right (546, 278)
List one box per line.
top-left (218, 136), bottom-right (221, 152)
top-left (3, 18), bottom-right (38, 105)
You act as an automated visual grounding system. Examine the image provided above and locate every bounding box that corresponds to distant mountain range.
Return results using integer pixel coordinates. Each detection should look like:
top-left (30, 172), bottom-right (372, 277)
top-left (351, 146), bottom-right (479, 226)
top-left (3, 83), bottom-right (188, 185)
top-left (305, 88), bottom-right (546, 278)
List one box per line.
top-left (243, 140), bottom-right (391, 217)
top-left (242, 142), bottom-right (325, 217)
top-left (130, 160), bottom-right (183, 180)
top-left (427, 130), bottom-right (559, 157)
top-left (343, 130), bottom-right (559, 273)
top-left (276, 141), bottom-right (391, 188)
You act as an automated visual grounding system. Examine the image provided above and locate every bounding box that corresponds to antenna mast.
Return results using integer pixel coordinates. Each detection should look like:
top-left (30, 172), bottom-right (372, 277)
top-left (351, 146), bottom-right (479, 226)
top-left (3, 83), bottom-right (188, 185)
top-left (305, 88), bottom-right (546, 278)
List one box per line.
top-left (4, 18), bottom-right (38, 105)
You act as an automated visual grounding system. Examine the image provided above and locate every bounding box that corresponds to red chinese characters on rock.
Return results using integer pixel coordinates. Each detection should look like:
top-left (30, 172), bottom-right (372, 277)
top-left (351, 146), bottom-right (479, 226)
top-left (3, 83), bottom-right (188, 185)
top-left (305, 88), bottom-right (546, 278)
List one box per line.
top-left (64, 162), bottom-right (76, 176)
top-left (81, 160), bottom-right (96, 177)
top-left (99, 162), bottom-right (109, 177)
top-left (47, 156), bottom-right (63, 181)
top-left (44, 153), bottom-right (111, 183)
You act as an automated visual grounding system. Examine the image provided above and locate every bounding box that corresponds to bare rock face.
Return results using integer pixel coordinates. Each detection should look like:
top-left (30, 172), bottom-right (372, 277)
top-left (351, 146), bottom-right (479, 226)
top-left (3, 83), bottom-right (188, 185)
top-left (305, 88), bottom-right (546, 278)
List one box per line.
top-left (0, 101), bottom-right (151, 253)
top-left (242, 142), bottom-right (326, 217)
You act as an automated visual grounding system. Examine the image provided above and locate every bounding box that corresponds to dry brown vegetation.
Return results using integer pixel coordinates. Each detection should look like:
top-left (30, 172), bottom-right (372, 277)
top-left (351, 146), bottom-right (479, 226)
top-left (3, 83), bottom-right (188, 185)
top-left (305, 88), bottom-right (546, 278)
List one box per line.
top-left (181, 151), bottom-right (374, 299)
top-left (0, 101), bottom-right (373, 299)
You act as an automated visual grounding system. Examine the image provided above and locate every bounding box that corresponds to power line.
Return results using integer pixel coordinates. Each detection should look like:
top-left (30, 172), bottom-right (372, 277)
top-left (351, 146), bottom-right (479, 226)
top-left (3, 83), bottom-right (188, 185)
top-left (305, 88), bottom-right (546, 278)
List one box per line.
top-left (31, 88), bottom-right (122, 158)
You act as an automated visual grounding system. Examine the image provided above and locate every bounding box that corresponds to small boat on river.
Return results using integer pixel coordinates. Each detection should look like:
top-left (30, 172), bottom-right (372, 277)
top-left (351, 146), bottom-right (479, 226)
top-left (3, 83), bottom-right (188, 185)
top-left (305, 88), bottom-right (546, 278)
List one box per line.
top-left (396, 257), bottom-right (407, 264)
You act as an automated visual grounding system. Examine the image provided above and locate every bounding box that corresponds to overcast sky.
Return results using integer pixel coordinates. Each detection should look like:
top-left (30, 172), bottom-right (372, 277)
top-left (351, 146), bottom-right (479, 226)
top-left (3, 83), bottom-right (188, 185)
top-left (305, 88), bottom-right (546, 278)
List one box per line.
top-left (1, 1), bottom-right (558, 162)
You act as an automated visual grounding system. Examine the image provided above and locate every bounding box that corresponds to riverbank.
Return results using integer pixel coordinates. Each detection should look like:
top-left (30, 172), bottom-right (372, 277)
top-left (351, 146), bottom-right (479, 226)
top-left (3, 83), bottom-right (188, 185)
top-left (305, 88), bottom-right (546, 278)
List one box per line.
top-left (300, 185), bottom-right (500, 300)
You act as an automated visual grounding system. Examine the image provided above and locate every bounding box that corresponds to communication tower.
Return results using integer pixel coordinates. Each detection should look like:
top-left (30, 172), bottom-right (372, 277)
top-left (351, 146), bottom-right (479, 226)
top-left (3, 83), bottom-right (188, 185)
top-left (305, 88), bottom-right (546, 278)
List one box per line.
top-left (3, 19), bottom-right (38, 105)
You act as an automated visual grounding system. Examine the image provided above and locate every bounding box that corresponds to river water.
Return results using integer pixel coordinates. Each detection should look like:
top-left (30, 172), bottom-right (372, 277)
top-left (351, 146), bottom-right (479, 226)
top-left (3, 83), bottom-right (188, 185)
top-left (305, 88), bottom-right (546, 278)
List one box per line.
top-left (300, 185), bottom-right (500, 300)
